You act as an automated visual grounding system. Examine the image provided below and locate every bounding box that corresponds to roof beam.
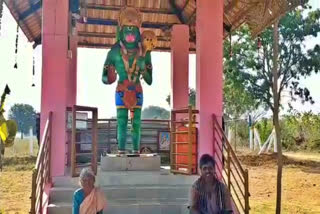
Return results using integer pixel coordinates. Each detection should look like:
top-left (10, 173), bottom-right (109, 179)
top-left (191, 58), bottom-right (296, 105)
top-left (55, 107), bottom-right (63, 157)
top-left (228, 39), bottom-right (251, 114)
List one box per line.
top-left (85, 18), bottom-right (117, 26)
top-left (182, 0), bottom-right (191, 11)
top-left (9, 0), bottom-right (35, 41)
top-left (85, 3), bottom-right (174, 15)
top-left (186, 10), bottom-right (196, 24)
top-left (78, 42), bottom-right (196, 52)
top-left (78, 32), bottom-right (116, 39)
top-left (123, 0), bottom-right (127, 7)
top-left (29, 0), bottom-right (41, 36)
top-left (85, 18), bottom-right (175, 29)
top-left (225, 0), bottom-right (239, 14)
top-left (78, 31), bottom-right (171, 42)
top-left (19, 0), bottom-right (41, 20)
top-left (229, 2), bottom-right (259, 29)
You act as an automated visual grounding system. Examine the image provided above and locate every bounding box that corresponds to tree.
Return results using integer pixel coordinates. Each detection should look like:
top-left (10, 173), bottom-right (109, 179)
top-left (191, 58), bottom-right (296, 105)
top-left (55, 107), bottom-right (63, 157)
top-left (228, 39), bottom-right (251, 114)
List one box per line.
top-left (189, 88), bottom-right (196, 107)
top-left (142, 106), bottom-right (170, 119)
top-left (8, 104), bottom-right (37, 139)
top-left (225, 9), bottom-right (320, 110)
top-left (166, 88), bottom-right (196, 107)
top-left (223, 67), bottom-right (257, 118)
top-left (223, 36), bottom-right (257, 119)
top-left (224, 7), bottom-right (320, 213)
top-left (272, 20), bottom-right (283, 214)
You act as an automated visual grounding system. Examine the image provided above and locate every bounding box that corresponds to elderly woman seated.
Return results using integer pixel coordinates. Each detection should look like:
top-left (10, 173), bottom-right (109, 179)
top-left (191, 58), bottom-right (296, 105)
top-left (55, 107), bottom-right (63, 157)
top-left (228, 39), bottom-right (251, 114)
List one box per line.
top-left (190, 154), bottom-right (233, 214)
top-left (73, 168), bottom-right (107, 214)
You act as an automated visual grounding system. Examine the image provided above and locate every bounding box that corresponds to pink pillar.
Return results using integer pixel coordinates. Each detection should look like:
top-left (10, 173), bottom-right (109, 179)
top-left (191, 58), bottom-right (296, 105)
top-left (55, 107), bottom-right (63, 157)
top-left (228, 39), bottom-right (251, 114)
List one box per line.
top-left (41, 0), bottom-right (70, 176)
top-left (196, 0), bottom-right (224, 176)
top-left (67, 36), bottom-right (78, 107)
top-left (171, 25), bottom-right (189, 111)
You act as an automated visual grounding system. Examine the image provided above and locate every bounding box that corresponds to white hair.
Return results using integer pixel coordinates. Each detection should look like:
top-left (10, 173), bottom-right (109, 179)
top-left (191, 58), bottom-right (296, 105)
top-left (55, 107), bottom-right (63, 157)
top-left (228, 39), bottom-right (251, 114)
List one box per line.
top-left (79, 168), bottom-right (95, 186)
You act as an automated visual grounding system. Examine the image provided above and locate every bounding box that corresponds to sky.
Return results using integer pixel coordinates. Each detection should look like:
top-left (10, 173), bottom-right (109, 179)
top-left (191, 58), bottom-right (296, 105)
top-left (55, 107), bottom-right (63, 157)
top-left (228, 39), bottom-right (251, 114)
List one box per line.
top-left (0, 0), bottom-right (319, 119)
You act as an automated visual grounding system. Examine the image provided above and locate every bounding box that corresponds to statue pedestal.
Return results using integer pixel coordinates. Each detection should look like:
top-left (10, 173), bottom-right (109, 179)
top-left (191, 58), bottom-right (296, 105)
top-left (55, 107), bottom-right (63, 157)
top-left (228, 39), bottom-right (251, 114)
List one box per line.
top-left (101, 154), bottom-right (161, 171)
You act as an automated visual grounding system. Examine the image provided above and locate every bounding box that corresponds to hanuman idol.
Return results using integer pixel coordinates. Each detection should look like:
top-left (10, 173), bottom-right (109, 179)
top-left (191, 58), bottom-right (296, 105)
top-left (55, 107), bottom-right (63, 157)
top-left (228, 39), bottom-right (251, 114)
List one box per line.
top-left (102, 7), bottom-right (157, 155)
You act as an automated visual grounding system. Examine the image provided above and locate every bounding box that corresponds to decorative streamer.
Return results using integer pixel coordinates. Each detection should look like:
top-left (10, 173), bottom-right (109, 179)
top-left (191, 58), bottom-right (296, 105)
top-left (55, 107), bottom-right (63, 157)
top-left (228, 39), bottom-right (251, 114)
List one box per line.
top-left (257, 35), bottom-right (262, 49)
top-left (0, 0), bottom-right (3, 35)
top-left (257, 35), bottom-right (263, 68)
top-left (32, 54), bottom-right (35, 87)
top-left (14, 25), bottom-right (19, 69)
top-left (229, 33), bottom-right (233, 57)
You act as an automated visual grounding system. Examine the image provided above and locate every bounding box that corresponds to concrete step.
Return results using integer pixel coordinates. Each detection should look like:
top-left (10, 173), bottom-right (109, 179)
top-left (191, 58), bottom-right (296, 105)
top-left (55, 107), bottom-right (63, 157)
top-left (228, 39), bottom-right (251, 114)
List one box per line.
top-left (49, 185), bottom-right (190, 203)
top-left (48, 200), bottom-right (189, 214)
top-left (50, 169), bottom-right (196, 213)
top-left (53, 170), bottom-right (198, 187)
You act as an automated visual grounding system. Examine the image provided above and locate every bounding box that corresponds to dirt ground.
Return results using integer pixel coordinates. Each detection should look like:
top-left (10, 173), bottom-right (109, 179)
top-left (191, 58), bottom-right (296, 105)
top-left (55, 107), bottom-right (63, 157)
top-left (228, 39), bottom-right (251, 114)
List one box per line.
top-left (0, 156), bottom-right (35, 214)
top-left (0, 142), bottom-right (319, 213)
top-left (238, 152), bottom-right (320, 214)
top-left (0, 140), bottom-right (37, 214)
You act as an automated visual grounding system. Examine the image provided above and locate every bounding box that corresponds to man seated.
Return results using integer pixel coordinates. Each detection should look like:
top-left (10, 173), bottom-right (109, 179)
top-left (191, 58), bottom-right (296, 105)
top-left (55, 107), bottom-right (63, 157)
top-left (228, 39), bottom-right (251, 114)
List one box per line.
top-left (190, 154), bottom-right (233, 214)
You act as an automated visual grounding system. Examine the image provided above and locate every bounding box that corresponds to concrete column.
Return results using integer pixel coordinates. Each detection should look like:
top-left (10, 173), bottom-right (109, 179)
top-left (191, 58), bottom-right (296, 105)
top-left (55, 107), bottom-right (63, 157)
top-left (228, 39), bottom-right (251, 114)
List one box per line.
top-left (196, 0), bottom-right (224, 176)
top-left (67, 36), bottom-right (78, 107)
top-left (41, 0), bottom-right (69, 176)
top-left (171, 25), bottom-right (189, 111)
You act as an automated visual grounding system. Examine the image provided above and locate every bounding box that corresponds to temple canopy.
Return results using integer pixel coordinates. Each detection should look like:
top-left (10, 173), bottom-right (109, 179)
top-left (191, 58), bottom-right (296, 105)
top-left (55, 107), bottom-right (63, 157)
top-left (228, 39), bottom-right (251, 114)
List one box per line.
top-left (4, 0), bottom-right (305, 52)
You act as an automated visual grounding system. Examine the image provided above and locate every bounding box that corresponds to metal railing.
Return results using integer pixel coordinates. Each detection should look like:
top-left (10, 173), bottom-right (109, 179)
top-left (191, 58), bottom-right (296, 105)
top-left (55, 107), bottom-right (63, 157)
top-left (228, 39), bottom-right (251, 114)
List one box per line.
top-left (212, 114), bottom-right (250, 214)
top-left (71, 105), bottom-right (98, 177)
top-left (65, 110), bottom-right (171, 168)
top-left (30, 112), bottom-right (52, 214)
top-left (170, 105), bottom-right (199, 175)
top-left (95, 118), bottom-right (170, 154)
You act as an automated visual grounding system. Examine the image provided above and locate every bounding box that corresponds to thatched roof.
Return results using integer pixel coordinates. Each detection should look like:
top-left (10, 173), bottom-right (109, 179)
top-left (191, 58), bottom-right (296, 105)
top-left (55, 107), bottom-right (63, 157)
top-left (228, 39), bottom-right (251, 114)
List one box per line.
top-left (3, 0), bottom-right (305, 52)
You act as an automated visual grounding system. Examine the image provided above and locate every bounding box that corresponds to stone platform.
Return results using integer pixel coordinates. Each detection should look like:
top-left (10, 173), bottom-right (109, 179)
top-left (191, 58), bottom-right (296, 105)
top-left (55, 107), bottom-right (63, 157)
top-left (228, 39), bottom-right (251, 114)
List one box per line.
top-left (100, 154), bottom-right (161, 171)
top-left (49, 169), bottom-right (198, 214)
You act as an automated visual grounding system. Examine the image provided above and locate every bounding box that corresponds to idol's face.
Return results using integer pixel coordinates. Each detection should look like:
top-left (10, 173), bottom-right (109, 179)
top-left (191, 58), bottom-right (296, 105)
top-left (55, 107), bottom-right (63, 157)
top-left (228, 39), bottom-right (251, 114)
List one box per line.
top-left (120, 26), bottom-right (141, 47)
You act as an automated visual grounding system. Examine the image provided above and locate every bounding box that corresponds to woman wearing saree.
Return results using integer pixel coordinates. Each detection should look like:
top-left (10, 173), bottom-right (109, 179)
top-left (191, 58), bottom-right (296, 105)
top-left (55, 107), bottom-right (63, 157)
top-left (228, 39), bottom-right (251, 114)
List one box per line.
top-left (73, 168), bottom-right (107, 214)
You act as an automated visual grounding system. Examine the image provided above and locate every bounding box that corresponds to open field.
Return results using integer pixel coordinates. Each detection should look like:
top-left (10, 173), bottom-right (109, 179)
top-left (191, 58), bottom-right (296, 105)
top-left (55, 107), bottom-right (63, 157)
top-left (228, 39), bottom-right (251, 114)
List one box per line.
top-left (0, 140), bottom-right (319, 213)
top-left (0, 140), bottom-right (38, 214)
top-left (284, 151), bottom-right (320, 162)
top-left (239, 153), bottom-right (320, 214)
top-left (3, 138), bottom-right (39, 157)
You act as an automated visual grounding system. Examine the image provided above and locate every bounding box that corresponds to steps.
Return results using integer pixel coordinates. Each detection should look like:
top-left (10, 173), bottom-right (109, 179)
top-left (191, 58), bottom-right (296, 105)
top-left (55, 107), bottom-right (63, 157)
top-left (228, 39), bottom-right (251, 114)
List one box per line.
top-left (49, 185), bottom-right (190, 203)
top-left (48, 201), bottom-right (189, 214)
top-left (48, 169), bottom-right (198, 214)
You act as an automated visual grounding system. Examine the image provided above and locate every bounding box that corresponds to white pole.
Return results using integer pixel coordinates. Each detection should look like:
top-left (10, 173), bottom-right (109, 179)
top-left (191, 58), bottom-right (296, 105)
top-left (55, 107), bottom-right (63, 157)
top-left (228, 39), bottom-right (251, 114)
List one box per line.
top-left (254, 128), bottom-right (262, 150)
top-left (249, 127), bottom-right (253, 150)
top-left (29, 126), bottom-right (33, 155)
top-left (258, 128), bottom-right (274, 155)
top-left (267, 129), bottom-right (275, 152)
top-left (228, 127), bottom-right (232, 143)
top-left (267, 136), bottom-right (273, 152)
top-left (258, 141), bottom-right (268, 155)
